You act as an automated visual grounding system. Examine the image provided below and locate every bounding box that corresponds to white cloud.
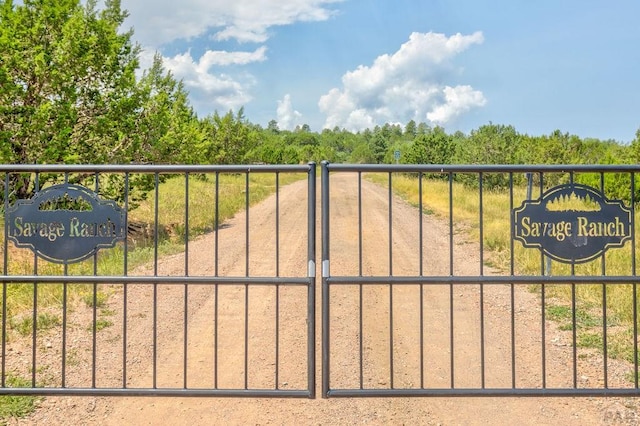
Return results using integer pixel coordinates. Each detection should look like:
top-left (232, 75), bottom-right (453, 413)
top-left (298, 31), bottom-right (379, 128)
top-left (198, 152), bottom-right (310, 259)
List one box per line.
top-left (121, 0), bottom-right (342, 47)
top-left (162, 50), bottom-right (263, 112)
top-left (119, 1), bottom-right (341, 116)
top-left (427, 85), bottom-right (487, 124)
top-left (199, 46), bottom-right (268, 67)
top-left (277, 94), bottom-right (303, 131)
top-left (318, 31), bottom-right (486, 131)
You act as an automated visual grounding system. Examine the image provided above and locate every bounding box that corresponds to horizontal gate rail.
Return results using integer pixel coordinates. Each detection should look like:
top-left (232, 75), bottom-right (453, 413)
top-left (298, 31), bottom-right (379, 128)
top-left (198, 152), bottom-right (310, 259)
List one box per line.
top-left (1, 164), bottom-right (316, 398)
top-left (326, 276), bottom-right (640, 285)
top-left (321, 162), bottom-right (640, 398)
top-left (2, 276), bottom-right (311, 286)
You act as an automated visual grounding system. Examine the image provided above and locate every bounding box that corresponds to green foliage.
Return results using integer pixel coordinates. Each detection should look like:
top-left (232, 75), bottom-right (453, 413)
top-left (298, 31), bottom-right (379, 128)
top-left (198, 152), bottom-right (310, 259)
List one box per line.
top-left (403, 126), bottom-right (453, 169)
top-left (82, 289), bottom-right (108, 308)
top-left (1, 1), bottom-right (637, 211)
top-left (1, 0), bottom-right (138, 190)
top-left (135, 54), bottom-right (202, 165)
top-left (199, 108), bottom-right (256, 164)
top-left (9, 312), bottom-right (61, 336)
top-left (0, 0), bottom-right (200, 207)
top-left (0, 376), bottom-right (40, 420)
top-left (545, 304), bottom-right (600, 331)
top-left (89, 318), bottom-right (112, 332)
top-left (454, 124), bottom-right (520, 189)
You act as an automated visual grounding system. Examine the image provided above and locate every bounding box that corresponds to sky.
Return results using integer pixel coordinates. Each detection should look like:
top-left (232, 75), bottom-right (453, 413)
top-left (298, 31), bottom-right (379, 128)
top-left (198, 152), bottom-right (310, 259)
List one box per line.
top-left (117, 0), bottom-right (640, 142)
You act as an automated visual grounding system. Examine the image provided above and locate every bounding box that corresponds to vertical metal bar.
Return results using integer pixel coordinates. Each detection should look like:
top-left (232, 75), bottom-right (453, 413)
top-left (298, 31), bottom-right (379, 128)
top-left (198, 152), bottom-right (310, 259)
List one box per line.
top-left (509, 172), bottom-right (516, 388)
top-left (184, 173), bottom-right (190, 389)
top-left (540, 172), bottom-right (547, 389)
top-left (123, 172), bottom-right (130, 388)
top-left (571, 278), bottom-right (577, 389)
top-left (307, 163), bottom-right (317, 398)
top-left (244, 172), bottom-right (250, 390)
top-left (358, 172), bottom-right (363, 276)
top-left (632, 172), bottom-right (638, 389)
top-left (275, 172), bottom-right (280, 389)
top-left (276, 172), bottom-right (280, 277)
top-left (214, 172), bottom-right (220, 388)
top-left (479, 172), bottom-right (485, 389)
top-left (246, 172), bottom-right (250, 276)
top-left (2, 173), bottom-right (8, 388)
top-left (61, 173), bottom-right (69, 388)
top-left (321, 161), bottom-right (330, 398)
top-left (419, 172), bottom-right (424, 388)
top-left (153, 172), bottom-right (160, 389)
top-left (31, 172), bottom-right (40, 387)
top-left (388, 172), bottom-right (394, 389)
top-left (92, 174), bottom-right (99, 388)
top-left (600, 173), bottom-right (608, 388)
top-left (478, 172), bottom-right (484, 274)
top-left (449, 172), bottom-right (455, 388)
top-left (388, 172), bottom-right (393, 275)
top-left (62, 267), bottom-right (68, 388)
top-left (358, 172), bottom-right (364, 389)
top-left (215, 172), bottom-right (220, 277)
top-left (185, 173), bottom-right (190, 273)
top-left (568, 172), bottom-right (577, 389)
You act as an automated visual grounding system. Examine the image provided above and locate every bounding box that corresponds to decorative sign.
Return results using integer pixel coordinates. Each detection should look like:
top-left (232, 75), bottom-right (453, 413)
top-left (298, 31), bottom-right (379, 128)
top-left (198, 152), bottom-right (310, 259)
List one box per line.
top-left (6, 183), bottom-right (126, 264)
top-left (512, 184), bottom-right (631, 264)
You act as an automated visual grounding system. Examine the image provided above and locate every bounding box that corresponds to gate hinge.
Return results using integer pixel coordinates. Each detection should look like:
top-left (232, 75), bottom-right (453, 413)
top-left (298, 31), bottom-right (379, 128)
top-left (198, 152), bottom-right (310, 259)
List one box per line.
top-left (308, 260), bottom-right (316, 278)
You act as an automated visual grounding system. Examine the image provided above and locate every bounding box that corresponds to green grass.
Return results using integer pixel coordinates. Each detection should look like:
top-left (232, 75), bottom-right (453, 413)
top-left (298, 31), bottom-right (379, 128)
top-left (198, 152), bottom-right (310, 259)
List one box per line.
top-left (0, 376), bottom-right (41, 421)
top-left (9, 312), bottom-right (61, 337)
top-left (368, 172), bottom-right (640, 373)
top-left (0, 172), bottom-right (305, 319)
top-left (89, 318), bottom-right (113, 332)
top-left (0, 170), bottom-right (305, 420)
top-left (82, 289), bottom-right (108, 308)
top-left (546, 304), bottom-right (601, 331)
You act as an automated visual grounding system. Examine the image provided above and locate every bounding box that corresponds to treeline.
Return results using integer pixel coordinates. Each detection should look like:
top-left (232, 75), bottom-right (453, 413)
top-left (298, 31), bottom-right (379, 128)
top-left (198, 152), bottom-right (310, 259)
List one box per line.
top-left (2, 1), bottom-right (640, 203)
top-left (251, 122), bottom-right (640, 202)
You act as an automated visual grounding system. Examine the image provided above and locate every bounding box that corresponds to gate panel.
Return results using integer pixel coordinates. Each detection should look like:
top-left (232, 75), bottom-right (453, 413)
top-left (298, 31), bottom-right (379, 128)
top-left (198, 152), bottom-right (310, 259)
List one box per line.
top-left (321, 163), bottom-right (640, 398)
top-left (1, 164), bottom-right (316, 398)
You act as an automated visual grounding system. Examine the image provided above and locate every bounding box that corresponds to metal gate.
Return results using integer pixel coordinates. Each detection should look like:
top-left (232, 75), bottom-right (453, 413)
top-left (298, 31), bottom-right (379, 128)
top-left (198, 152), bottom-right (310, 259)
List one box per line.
top-left (0, 164), bottom-right (316, 398)
top-left (4, 162), bottom-right (640, 400)
top-left (321, 162), bottom-right (640, 398)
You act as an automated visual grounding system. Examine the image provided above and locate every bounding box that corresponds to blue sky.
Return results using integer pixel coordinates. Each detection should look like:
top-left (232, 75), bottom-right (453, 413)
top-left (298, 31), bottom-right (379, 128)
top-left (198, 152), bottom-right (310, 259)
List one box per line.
top-left (119, 0), bottom-right (640, 142)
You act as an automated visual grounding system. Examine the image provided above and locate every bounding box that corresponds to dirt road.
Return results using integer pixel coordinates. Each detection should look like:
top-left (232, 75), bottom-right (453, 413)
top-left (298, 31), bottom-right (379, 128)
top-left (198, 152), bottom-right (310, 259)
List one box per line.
top-left (16, 174), bottom-right (639, 425)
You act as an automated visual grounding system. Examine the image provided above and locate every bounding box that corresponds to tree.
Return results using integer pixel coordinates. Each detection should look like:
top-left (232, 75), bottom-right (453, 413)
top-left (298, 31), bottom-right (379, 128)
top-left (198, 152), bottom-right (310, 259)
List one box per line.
top-left (135, 54), bottom-right (202, 165)
top-left (454, 124), bottom-right (519, 189)
top-left (404, 120), bottom-right (417, 138)
top-left (0, 0), bottom-right (144, 199)
top-left (371, 133), bottom-right (388, 163)
top-left (267, 119), bottom-right (280, 133)
top-left (200, 108), bottom-right (256, 164)
top-left (404, 126), bottom-right (453, 165)
top-left (629, 128), bottom-right (640, 163)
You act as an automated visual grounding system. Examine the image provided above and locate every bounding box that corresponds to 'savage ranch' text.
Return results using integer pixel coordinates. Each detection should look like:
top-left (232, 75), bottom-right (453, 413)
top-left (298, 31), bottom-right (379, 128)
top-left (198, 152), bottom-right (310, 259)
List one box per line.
top-left (512, 183), bottom-right (632, 264)
top-left (11, 216), bottom-right (121, 242)
top-left (518, 216), bottom-right (627, 242)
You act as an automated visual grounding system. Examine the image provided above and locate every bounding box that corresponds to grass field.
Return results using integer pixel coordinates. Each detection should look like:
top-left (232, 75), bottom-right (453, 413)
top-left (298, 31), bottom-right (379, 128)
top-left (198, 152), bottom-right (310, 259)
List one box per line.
top-left (368, 172), bottom-right (640, 369)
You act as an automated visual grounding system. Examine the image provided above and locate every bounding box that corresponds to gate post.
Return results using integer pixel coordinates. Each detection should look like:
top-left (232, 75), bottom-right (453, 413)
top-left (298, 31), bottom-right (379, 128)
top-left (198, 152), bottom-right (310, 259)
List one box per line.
top-left (307, 162), bottom-right (317, 399)
top-left (321, 161), bottom-right (330, 398)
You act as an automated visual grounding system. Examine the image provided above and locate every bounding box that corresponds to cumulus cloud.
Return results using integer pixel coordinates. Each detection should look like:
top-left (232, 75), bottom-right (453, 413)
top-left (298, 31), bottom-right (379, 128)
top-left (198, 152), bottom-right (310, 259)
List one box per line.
top-left (277, 94), bottom-right (303, 130)
top-left (122, 0), bottom-right (342, 47)
top-left (318, 31), bottom-right (486, 131)
top-left (162, 49), bottom-right (265, 112)
top-left (427, 85), bottom-right (487, 124)
top-left (120, 0), bottom-right (341, 116)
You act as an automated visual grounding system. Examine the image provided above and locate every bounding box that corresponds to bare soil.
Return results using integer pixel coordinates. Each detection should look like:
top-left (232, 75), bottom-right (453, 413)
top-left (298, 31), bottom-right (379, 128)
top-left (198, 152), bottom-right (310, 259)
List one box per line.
top-left (8, 174), bottom-right (640, 425)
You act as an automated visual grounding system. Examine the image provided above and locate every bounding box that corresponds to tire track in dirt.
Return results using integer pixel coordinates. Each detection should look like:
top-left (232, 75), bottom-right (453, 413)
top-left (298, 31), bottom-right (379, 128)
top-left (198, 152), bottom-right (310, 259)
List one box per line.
top-left (18, 174), bottom-right (638, 425)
